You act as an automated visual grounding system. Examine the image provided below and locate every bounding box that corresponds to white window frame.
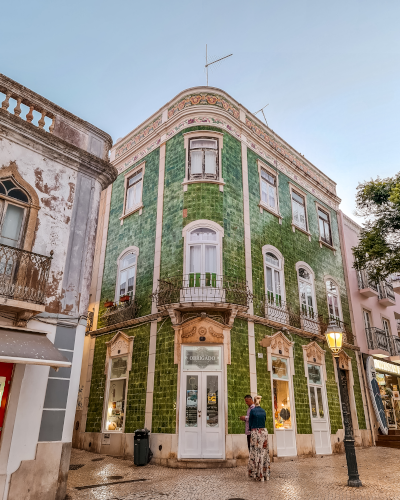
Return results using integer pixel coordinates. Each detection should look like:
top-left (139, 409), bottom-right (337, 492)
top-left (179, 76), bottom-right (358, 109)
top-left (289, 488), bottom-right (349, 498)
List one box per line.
top-left (382, 317), bottom-right (391, 337)
top-left (315, 201), bottom-right (335, 251)
top-left (183, 131), bottom-right (224, 191)
top-left (0, 199), bottom-right (28, 249)
top-left (289, 183), bottom-right (311, 240)
top-left (257, 160), bottom-right (282, 222)
top-left (262, 245), bottom-right (286, 305)
top-left (296, 262), bottom-right (318, 322)
top-left (102, 353), bottom-right (130, 433)
top-left (114, 246), bottom-right (139, 302)
top-left (120, 162), bottom-right (145, 223)
top-left (324, 276), bottom-right (343, 322)
top-left (182, 220), bottom-right (224, 278)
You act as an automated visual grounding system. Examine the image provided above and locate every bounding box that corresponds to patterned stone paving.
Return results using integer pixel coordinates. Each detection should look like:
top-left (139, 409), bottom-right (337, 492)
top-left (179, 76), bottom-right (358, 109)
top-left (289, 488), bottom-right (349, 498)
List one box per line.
top-left (66, 447), bottom-right (400, 500)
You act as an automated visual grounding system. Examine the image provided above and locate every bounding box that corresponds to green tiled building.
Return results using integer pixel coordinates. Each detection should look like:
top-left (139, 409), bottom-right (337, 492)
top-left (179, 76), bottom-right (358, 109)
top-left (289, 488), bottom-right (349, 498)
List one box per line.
top-left (74, 87), bottom-right (372, 464)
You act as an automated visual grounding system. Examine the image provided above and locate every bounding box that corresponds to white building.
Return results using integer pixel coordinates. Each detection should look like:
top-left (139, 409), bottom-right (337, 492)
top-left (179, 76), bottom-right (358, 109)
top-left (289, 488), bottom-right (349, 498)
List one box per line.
top-left (0, 73), bottom-right (116, 499)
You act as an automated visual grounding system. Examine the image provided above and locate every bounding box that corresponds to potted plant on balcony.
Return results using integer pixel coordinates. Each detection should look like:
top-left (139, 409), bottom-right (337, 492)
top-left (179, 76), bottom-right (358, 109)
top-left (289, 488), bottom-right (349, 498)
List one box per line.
top-left (120, 294), bottom-right (131, 303)
top-left (104, 299), bottom-right (114, 308)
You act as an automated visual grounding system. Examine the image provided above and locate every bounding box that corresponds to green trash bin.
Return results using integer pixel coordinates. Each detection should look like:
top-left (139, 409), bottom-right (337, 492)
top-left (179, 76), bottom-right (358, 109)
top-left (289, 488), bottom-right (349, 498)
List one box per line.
top-left (134, 429), bottom-right (150, 466)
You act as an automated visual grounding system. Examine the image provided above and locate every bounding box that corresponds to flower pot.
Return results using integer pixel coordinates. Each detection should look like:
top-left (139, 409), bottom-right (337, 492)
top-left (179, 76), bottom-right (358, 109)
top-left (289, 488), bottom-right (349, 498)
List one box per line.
top-left (104, 301), bottom-right (114, 308)
top-left (120, 295), bottom-right (130, 302)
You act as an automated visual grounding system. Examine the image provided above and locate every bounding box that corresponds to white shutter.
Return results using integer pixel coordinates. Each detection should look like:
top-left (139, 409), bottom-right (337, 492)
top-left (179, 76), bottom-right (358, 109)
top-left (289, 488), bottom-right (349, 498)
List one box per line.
top-left (190, 151), bottom-right (202, 175)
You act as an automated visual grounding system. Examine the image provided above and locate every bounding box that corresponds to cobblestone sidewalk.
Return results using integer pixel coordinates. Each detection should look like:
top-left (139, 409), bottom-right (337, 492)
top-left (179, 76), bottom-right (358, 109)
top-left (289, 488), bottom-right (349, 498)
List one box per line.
top-left (66, 447), bottom-right (400, 500)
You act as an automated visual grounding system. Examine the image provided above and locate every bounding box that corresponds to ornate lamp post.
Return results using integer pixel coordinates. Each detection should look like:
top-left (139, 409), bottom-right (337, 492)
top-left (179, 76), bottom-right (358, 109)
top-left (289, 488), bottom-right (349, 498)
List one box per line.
top-left (325, 320), bottom-right (362, 487)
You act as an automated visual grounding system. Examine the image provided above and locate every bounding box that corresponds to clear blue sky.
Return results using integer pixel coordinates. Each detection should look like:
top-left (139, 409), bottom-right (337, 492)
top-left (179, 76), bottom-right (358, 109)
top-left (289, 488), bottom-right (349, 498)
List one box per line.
top-left (1, 0), bottom-right (399, 218)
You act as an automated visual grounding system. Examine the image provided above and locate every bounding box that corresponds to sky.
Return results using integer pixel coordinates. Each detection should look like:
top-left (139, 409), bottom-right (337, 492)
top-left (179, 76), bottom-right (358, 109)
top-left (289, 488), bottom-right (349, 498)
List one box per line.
top-left (1, 0), bottom-right (399, 218)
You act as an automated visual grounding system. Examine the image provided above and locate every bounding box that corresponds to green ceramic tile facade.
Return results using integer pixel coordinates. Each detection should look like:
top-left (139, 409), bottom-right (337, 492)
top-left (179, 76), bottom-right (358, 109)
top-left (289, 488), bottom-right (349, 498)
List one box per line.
top-left (152, 318), bottom-right (178, 433)
top-left (324, 349), bottom-right (343, 434)
top-left (85, 323), bottom-right (150, 433)
top-left (98, 148), bottom-right (160, 326)
top-left (227, 318), bottom-right (251, 434)
top-left (254, 323), bottom-right (274, 434)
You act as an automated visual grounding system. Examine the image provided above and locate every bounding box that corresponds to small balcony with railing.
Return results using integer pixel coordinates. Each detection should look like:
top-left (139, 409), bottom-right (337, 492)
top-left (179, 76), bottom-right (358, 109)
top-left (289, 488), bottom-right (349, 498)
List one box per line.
top-left (153, 274), bottom-right (252, 313)
top-left (389, 334), bottom-right (400, 360)
top-left (391, 274), bottom-right (400, 294)
top-left (0, 243), bottom-right (53, 324)
top-left (365, 326), bottom-right (391, 356)
top-left (100, 292), bottom-right (140, 328)
top-left (263, 294), bottom-right (354, 345)
top-left (357, 270), bottom-right (379, 298)
top-left (378, 281), bottom-right (396, 307)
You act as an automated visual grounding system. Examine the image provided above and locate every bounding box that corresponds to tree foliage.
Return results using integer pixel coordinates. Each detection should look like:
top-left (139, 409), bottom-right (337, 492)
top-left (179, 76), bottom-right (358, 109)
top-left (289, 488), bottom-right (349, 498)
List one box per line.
top-left (352, 173), bottom-right (400, 282)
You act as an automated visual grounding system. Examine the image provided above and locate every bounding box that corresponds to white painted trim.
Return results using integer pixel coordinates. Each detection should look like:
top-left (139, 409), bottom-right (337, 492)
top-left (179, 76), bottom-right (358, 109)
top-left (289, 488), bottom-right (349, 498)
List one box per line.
top-left (0, 356), bottom-right (71, 368)
top-left (121, 161), bottom-right (145, 218)
top-left (323, 275), bottom-right (343, 322)
top-left (183, 130), bottom-right (224, 191)
top-left (295, 261), bottom-right (318, 322)
top-left (257, 160), bottom-right (282, 219)
top-left (114, 246), bottom-right (140, 303)
top-left (288, 182), bottom-right (310, 238)
top-left (182, 219), bottom-right (224, 238)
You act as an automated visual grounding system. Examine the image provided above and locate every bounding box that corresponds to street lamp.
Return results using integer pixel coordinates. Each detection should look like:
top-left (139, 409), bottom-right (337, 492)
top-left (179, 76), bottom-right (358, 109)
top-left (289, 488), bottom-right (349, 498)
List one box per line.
top-left (325, 320), bottom-right (362, 488)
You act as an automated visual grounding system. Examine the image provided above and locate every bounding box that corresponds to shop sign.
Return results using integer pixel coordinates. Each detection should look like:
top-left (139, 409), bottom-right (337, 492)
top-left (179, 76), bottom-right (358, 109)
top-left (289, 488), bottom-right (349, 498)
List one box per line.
top-left (374, 359), bottom-right (400, 376)
top-left (183, 346), bottom-right (222, 371)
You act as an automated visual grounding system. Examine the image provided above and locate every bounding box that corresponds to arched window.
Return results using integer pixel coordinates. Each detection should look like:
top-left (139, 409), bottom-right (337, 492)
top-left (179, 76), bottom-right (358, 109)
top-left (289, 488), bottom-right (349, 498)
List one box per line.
top-left (264, 249), bottom-right (284, 305)
top-left (0, 178), bottom-right (30, 248)
top-left (325, 279), bottom-right (342, 321)
top-left (296, 264), bottom-right (317, 320)
top-left (188, 228), bottom-right (218, 277)
top-left (115, 247), bottom-right (139, 300)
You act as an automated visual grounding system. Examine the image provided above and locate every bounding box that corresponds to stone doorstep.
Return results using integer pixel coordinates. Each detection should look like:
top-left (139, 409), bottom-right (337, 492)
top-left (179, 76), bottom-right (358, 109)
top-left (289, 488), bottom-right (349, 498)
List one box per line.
top-left (150, 458), bottom-right (247, 468)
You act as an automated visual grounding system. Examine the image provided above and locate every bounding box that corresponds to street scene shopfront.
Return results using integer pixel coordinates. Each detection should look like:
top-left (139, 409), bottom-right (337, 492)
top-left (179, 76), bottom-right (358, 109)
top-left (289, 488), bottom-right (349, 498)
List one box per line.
top-left (372, 358), bottom-right (400, 430)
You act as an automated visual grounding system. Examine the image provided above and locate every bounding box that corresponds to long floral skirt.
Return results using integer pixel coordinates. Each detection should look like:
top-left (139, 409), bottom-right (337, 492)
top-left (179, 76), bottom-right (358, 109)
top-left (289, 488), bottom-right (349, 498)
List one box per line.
top-left (248, 428), bottom-right (270, 481)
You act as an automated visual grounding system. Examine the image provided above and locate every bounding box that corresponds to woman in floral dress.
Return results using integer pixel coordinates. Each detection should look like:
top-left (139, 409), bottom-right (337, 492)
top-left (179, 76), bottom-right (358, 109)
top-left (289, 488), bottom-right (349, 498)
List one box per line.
top-left (248, 395), bottom-right (270, 482)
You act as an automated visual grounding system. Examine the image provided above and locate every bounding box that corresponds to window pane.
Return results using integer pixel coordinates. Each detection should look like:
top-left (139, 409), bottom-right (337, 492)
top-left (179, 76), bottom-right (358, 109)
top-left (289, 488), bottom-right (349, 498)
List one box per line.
top-left (189, 245), bottom-right (201, 273)
top-left (190, 150), bottom-right (203, 174)
top-left (261, 169), bottom-right (275, 186)
top-left (308, 364), bottom-right (322, 385)
top-left (363, 311), bottom-right (371, 329)
top-left (106, 378), bottom-right (126, 431)
top-left (126, 185), bottom-right (135, 211)
top-left (266, 267), bottom-right (273, 293)
top-left (122, 253), bottom-right (136, 269)
top-left (205, 245), bottom-right (217, 274)
top-left (268, 185), bottom-right (276, 209)
top-left (328, 294), bottom-right (334, 316)
top-left (186, 375), bottom-right (198, 427)
top-left (274, 270), bottom-right (281, 297)
top-left (127, 267), bottom-right (135, 293)
top-left (133, 180), bottom-right (142, 205)
top-left (190, 228), bottom-right (216, 241)
top-left (310, 387), bottom-right (317, 418)
top-left (299, 268), bottom-right (310, 280)
top-left (110, 356), bottom-right (128, 379)
top-left (204, 150), bottom-right (217, 174)
top-left (272, 356), bottom-right (288, 380)
top-left (119, 270), bottom-right (127, 295)
top-left (317, 387), bottom-right (324, 418)
top-left (190, 139), bottom-right (217, 149)
top-left (298, 204), bottom-right (306, 229)
top-left (206, 375), bottom-right (219, 427)
top-left (265, 252), bottom-right (279, 267)
top-left (292, 191), bottom-right (304, 205)
top-left (324, 221), bottom-right (331, 244)
top-left (273, 379), bottom-right (292, 429)
top-left (318, 208), bottom-right (328, 221)
top-left (261, 179), bottom-right (268, 203)
top-left (292, 200), bottom-right (299, 225)
top-left (326, 280), bottom-right (336, 293)
top-left (0, 204), bottom-right (24, 247)
top-left (8, 189), bottom-right (29, 203)
top-left (333, 296), bottom-right (340, 318)
top-left (319, 218), bottom-right (325, 238)
top-left (128, 170), bottom-right (142, 186)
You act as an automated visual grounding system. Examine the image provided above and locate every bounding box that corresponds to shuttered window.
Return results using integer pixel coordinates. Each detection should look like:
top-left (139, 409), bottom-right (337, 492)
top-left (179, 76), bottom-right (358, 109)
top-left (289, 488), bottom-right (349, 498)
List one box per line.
top-left (291, 191), bottom-right (307, 230)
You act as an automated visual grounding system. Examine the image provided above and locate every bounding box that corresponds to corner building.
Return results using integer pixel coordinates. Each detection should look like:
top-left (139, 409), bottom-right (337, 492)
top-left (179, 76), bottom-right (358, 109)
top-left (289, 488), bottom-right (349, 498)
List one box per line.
top-left (75, 87), bottom-right (372, 465)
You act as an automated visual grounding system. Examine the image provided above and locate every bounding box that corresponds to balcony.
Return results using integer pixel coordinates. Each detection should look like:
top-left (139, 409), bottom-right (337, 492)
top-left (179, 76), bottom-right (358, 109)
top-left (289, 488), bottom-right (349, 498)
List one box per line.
top-left (100, 297), bottom-right (139, 328)
top-left (365, 326), bottom-right (391, 354)
top-left (154, 274), bottom-right (252, 309)
top-left (391, 274), bottom-right (400, 294)
top-left (0, 244), bottom-right (53, 325)
top-left (378, 281), bottom-right (396, 307)
top-left (390, 335), bottom-right (400, 357)
top-left (263, 295), bottom-right (354, 345)
top-left (357, 270), bottom-right (379, 298)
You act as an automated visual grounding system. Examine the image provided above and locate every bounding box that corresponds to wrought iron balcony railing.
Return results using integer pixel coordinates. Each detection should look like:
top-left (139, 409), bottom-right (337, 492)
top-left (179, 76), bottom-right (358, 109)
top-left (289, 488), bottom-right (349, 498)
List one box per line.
top-left (101, 298), bottom-right (139, 327)
top-left (365, 326), bottom-right (390, 352)
top-left (263, 295), bottom-right (354, 344)
top-left (154, 274), bottom-right (252, 308)
top-left (0, 243), bottom-right (52, 305)
top-left (378, 281), bottom-right (396, 302)
top-left (357, 270), bottom-right (378, 293)
top-left (390, 335), bottom-right (400, 356)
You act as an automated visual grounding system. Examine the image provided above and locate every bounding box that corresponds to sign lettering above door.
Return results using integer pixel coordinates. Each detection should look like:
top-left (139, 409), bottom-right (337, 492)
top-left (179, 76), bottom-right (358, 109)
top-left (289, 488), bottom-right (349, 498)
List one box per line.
top-left (183, 346), bottom-right (222, 371)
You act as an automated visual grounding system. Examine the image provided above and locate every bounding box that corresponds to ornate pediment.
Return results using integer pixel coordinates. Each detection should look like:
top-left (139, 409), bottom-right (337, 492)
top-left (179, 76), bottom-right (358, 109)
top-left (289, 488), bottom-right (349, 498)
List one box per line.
top-left (303, 341), bottom-right (325, 365)
top-left (337, 350), bottom-right (352, 371)
top-left (179, 316), bottom-right (226, 344)
top-left (106, 331), bottom-right (134, 357)
top-left (260, 331), bottom-right (293, 356)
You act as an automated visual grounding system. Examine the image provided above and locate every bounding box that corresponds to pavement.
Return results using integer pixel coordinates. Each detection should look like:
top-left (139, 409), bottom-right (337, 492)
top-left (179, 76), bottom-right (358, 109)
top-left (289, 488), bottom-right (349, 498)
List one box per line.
top-left (66, 447), bottom-right (400, 500)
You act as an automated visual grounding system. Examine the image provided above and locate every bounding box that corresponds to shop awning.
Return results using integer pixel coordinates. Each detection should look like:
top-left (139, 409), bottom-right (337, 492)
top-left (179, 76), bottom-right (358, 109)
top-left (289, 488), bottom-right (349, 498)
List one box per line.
top-left (0, 327), bottom-right (71, 369)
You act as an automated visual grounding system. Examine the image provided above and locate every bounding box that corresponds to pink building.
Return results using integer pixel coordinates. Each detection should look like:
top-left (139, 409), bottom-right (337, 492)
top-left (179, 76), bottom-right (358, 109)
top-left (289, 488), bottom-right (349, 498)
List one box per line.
top-left (338, 211), bottom-right (400, 443)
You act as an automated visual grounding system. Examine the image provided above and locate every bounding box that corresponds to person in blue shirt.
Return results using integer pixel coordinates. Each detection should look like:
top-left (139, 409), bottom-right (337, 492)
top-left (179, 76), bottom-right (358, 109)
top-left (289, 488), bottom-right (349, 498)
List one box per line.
top-left (248, 395), bottom-right (270, 482)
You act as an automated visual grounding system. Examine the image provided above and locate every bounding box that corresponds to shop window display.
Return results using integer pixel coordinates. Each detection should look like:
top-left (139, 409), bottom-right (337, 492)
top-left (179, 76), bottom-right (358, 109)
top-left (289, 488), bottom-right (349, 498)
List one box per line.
top-left (272, 356), bottom-right (292, 429)
top-left (106, 356), bottom-right (128, 431)
top-left (376, 371), bottom-right (400, 429)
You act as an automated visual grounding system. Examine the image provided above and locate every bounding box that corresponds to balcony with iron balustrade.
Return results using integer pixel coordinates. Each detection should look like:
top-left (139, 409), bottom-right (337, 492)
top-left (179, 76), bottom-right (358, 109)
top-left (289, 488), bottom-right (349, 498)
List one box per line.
top-left (100, 293), bottom-right (140, 328)
top-left (365, 326), bottom-right (391, 357)
top-left (0, 243), bottom-right (53, 326)
top-left (262, 295), bottom-right (354, 345)
top-left (357, 270), bottom-right (379, 298)
top-left (389, 334), bottom-right (400, 363)
top-left (153, 274), bottom-right (252, 322)
top-left (378, 281), bottom-right (396, 307)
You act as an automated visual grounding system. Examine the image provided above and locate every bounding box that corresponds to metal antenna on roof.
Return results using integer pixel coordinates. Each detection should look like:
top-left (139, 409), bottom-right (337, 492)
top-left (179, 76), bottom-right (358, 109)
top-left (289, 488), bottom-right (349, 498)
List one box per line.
top-left (254, 104), bottom-right (269, 126)
top-left (205, 44), bottom-right (233, 86)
